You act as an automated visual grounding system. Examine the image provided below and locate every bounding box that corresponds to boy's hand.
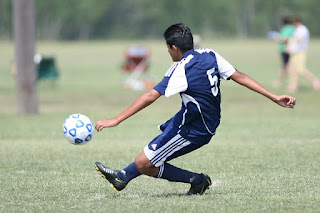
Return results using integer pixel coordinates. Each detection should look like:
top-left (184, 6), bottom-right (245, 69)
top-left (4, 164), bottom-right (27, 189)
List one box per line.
top-left (275, 95), bottom-right (296, 108)
top-left (95, 118), bottom-right (120, 132)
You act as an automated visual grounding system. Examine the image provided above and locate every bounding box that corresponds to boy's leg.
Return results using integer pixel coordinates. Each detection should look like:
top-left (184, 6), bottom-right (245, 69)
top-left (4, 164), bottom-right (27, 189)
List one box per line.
top-left (95, 161), bottom-right (142, 191)
top-left (298, 52), bottom-right (320, 90)
top-left (95, 120), bottom-right (212, 194)
top-left (275, 52), bottom-right (289, 88)
top-left (135, 150), bottom-right (211, 195)
top-left (287, 53), bottom-right (299, 93)
top-left (138, 132), bottom-right (212, 195)
top-left (135, 151), bottom-right (199, 183)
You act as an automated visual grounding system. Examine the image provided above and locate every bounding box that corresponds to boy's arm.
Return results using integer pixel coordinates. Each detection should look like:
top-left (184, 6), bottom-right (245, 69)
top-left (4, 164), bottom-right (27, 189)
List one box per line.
top-left (95, 89), bottom-right (162, 132)
top-left (230, 71), bottom-right (296, 108)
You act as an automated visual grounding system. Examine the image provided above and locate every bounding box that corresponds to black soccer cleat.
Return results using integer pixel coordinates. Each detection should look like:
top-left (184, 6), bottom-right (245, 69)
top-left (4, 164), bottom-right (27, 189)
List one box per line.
top-left (94, 162), bottom-right (127, 191)
top-left (186, 174), bottom-right (212, 195)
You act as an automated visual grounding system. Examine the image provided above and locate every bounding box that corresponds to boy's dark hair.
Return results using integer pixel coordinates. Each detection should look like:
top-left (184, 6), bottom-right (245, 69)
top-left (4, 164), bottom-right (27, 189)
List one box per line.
top-left (281, 16), bottom-right (292, 25)
top-left (163, 23), bottom-right (194, 53)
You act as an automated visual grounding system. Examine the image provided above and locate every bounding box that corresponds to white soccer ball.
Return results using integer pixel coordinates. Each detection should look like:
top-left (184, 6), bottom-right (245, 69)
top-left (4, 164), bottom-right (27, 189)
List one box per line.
top-left (63, 113), bottom-right (94, 145)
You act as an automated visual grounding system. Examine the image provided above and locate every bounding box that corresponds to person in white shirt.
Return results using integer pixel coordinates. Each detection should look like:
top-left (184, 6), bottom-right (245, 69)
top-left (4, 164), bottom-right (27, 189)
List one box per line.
top-left (287, 16), bottom-right (320, 92)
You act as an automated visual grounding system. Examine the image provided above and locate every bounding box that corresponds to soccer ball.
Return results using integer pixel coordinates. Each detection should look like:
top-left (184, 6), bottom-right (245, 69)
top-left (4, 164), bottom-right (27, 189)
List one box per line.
top-left (63, 113), bottom-right (94, 145)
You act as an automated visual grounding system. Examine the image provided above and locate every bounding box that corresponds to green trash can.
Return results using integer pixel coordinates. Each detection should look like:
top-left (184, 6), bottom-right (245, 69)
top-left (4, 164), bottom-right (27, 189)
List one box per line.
top-left (37, 57), bottom-right (59, 81)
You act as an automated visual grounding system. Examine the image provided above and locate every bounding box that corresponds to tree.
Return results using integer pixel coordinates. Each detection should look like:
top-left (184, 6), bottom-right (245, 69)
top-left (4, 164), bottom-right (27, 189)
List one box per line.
top-left (13, 0), bottom-right (38, 115)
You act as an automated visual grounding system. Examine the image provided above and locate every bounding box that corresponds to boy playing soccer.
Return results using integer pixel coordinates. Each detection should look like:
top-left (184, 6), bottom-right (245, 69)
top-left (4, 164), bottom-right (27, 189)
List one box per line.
top-left (94, 23), bottom-right (296, 195)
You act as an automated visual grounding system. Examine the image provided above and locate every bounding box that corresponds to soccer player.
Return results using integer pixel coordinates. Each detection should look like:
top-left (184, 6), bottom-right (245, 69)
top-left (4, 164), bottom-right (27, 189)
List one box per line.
top-left (94, 23), bottom-right (296, 195)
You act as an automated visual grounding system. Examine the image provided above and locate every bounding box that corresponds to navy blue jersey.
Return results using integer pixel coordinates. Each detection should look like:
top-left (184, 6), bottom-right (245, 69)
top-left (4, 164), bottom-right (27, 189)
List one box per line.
top-left (154, 48), bottom-right (236, 144)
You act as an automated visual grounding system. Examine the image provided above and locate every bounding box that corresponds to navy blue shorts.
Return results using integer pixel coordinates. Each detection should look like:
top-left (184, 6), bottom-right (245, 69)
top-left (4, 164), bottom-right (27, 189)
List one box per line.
top-left (281, 52), bottom-right (290, 65)
top-left (144, 120), bottom-right (209, 167)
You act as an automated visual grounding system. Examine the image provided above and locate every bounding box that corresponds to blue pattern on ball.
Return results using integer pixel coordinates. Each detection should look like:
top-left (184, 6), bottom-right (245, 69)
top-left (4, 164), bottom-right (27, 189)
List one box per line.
top-left (86, 123), bottom-right (93, 132)
top-left (69, 128), bottom-right (76, 137)
top-left (75, 138), bottom-right (83, 144)
top-left (72, 114), bottom-right (80, 118)
top-left (85, 134), bottom-right (92, 141)
top-left (76, 120), bottom-right (84, 128)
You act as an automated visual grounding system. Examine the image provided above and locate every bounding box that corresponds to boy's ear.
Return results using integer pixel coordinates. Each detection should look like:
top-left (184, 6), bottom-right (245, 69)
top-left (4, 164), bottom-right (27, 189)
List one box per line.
top-left (172, 45), bottom-right (179, 52)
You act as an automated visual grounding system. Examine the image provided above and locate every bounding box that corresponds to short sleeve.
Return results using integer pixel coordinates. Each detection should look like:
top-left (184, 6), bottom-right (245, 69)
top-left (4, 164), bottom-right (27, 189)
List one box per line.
top-left (215, 52), bottom-right (236, 80)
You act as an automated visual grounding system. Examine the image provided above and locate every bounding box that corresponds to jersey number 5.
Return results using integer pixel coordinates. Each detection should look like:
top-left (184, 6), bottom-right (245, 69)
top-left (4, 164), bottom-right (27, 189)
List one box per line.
top-left (207, 68), bottom-right (219, 96)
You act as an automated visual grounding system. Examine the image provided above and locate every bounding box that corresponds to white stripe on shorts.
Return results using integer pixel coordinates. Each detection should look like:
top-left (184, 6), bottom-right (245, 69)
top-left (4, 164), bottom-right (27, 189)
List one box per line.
top-left (144, 134), bottom-right (191, 167)
top-left (157, 164), bottom-right (165, 178)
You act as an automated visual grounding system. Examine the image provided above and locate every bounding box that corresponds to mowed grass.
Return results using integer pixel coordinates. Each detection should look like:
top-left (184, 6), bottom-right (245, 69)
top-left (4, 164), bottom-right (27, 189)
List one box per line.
top-left (0, 39), bottom-right (319, 212)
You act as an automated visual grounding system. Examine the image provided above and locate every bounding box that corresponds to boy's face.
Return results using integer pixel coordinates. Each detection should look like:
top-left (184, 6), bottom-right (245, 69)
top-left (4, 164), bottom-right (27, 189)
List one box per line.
top-left (293, 21), bottom-right (300, 27)
top-left (167, 44), bottom-right (181, 62)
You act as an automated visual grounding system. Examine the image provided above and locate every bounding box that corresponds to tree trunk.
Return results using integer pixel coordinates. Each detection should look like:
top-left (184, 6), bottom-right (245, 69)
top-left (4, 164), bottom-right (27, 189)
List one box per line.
top-left (13, 0), bottom-right (38, 115)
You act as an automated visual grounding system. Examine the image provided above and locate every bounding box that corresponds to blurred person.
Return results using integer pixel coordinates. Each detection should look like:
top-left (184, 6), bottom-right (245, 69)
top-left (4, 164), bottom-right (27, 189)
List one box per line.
top-left (274, 17), bottom-right (295, 88)
top-left (193, 34), bottom-right (201, 49)
top-left (286, 16), bottom-right (320, 92)
top-left (94, 23), bottom-right (296, 195)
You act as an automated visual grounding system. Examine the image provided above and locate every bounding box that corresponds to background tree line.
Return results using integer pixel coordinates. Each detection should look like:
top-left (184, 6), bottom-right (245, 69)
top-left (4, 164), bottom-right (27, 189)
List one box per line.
top-left (1, 0), bottom-right (320, 40)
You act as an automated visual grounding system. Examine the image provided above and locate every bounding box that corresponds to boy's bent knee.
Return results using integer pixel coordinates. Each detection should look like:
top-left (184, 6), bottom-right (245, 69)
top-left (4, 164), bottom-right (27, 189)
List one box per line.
top-left (135, 151), bottom-right (154, 170)
top-left (135, 151), bottom-right (159, 176)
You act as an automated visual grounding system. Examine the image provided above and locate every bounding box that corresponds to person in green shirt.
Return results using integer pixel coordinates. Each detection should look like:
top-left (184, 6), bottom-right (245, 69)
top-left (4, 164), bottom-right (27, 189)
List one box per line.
top-left (274, 17), bottom-right (295, 88)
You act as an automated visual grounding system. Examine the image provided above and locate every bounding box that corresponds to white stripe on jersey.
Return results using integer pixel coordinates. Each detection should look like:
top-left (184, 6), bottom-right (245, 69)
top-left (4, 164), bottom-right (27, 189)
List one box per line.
top-left (164, 62), bottom-right (178, 77)
top-left (179, 108), bottom-right (188, 128)
top-left (164, 55), bottom-right (194, 97)
top-left (181, 93), bottom-right (216, 135)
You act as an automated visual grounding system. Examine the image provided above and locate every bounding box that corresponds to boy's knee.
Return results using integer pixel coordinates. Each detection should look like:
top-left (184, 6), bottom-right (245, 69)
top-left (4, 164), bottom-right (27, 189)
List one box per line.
top-left (135, 151), bottom-right (158, 176)
top-left (135, 152), bottom-right (153, 170)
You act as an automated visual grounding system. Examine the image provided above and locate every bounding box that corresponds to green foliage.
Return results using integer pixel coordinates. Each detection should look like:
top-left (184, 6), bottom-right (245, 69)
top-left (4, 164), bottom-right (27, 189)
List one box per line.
top-left (1, 40), bottom-right (320, 212)
top-left (1, 1), bottom-right (320, 39)
top-left (0, 0), bottom-right (12, 39)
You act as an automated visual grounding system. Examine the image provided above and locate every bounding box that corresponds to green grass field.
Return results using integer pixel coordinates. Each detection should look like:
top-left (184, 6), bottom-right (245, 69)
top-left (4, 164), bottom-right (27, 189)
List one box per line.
top-left (0, 39), bottom-right (319, 212)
